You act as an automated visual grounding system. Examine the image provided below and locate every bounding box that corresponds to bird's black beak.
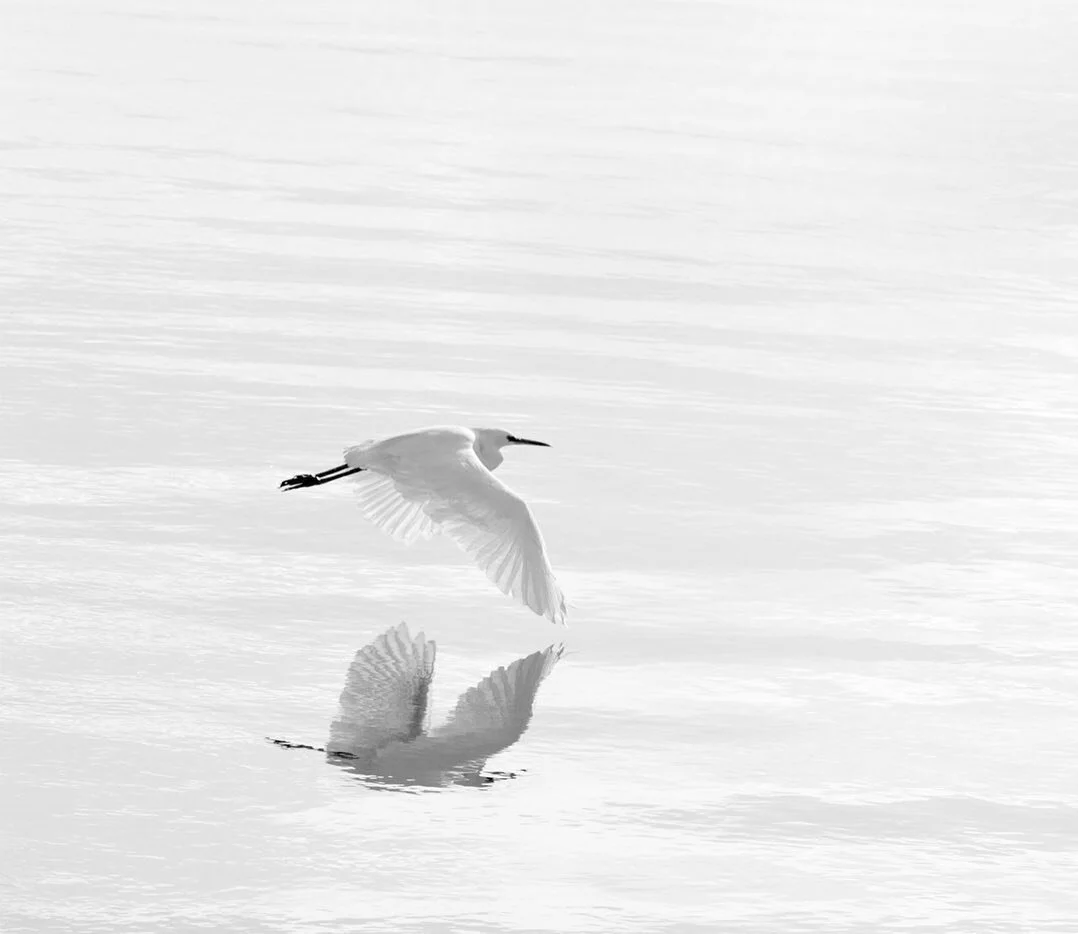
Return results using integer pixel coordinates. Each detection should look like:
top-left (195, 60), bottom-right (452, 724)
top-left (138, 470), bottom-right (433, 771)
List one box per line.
top-left (507, 435), bottom-right (550, 447)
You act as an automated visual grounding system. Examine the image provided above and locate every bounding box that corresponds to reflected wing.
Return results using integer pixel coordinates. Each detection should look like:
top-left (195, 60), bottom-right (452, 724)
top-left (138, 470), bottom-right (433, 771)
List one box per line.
top-left (425, 644), bottom-right (564, 761)
top-left (326, 622), bottom-right (436, 755)
top-left (345, 445), bottom-right (566, 624)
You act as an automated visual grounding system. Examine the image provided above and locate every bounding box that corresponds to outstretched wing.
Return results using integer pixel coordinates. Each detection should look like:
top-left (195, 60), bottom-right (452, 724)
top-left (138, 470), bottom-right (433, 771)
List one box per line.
top-left (433, 455), bottom-right (567, 625)
top-left (326, 622), bottom-right (437, 755)
top-left (344, 443), bottom-right (567, 624)
top-left (425, 644), bottom-right (564, 760)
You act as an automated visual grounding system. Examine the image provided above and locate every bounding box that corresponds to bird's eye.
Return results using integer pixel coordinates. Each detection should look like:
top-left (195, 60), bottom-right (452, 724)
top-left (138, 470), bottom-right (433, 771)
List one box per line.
top-left (506, 434), bottom-right (519, 443)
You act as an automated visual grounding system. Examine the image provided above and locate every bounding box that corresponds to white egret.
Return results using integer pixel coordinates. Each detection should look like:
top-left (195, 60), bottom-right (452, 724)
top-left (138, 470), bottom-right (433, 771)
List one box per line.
top-left (272, 622), bottom-right (564, 788)
top-left (280, 425), bottom-right (567, 624)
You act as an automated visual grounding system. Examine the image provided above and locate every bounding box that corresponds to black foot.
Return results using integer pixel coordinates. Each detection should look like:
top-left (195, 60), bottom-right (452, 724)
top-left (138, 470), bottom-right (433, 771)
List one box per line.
top-left (280, 473), bottom-right (319, 491)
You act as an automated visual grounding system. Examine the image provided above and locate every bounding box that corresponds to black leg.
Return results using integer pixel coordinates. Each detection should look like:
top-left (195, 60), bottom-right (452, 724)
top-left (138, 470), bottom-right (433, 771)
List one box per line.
top-left (266, 737), bottom-right (325, 752)
top-left (314, 464), bottom-right (354, 479)
top-left (266, 738), bottom-right (358, 760)
top-left (280, 464), bottom-right (363, 490)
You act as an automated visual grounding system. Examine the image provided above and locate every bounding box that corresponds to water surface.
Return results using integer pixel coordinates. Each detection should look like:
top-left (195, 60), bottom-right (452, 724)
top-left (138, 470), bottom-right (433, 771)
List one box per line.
top-left (3, 1), bottom-right (1078, 931)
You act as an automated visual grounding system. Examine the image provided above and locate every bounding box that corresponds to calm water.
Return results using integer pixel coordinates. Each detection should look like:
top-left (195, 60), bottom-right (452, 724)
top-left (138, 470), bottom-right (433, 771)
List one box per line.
top-left (3, 1), bottom-right (1078, 931)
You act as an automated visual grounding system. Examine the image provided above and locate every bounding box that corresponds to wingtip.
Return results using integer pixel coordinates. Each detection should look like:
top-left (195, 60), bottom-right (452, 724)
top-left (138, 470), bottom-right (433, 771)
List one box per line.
top-left (386, 620), bottom-right (435, 654)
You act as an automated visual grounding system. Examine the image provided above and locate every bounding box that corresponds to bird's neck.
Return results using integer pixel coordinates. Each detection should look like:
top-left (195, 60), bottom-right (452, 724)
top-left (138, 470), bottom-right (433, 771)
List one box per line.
top-left (473, 442), bottom-right (504, 471)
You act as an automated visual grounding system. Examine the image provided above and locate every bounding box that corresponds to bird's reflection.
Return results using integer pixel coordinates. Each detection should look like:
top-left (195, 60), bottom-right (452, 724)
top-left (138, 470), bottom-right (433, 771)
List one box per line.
top-left (272, 622), bottom-right (563, 791)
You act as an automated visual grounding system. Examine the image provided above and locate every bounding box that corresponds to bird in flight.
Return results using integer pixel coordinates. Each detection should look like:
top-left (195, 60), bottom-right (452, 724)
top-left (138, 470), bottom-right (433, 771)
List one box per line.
top-left (281, 425), bottom-right (567, 624)
top-left (271, 622), bottom-right (564, 788)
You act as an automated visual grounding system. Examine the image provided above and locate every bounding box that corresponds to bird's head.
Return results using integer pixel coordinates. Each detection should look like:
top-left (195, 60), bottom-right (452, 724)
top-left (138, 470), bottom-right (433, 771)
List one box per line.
top-left (471, 428), bottom-right (550, 471)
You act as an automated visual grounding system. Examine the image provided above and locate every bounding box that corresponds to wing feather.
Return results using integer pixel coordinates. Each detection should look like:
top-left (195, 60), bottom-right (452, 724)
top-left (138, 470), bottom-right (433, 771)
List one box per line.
top-left (326, 622), bottom-right (437, 755)
top-left (425, 644), bottom-right (564, 758)
top-left (347, 471), bottom-right (439, 544)
top-left (344, 445), bottom-right (567, 623)
top-left (426, 453), bottom-right (566, 623)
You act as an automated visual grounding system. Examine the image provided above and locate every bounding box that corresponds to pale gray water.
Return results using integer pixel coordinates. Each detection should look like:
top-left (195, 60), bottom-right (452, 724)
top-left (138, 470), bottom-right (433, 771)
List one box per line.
top-left (3, 0), bottom-right (1078, 931)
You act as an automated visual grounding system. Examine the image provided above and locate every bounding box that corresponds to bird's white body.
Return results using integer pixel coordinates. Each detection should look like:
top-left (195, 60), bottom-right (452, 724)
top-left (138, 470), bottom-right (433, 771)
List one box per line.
top-left (326, 622), bottom-right (563, 786)
top-left (324, 425), bottom-right (566, 625)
